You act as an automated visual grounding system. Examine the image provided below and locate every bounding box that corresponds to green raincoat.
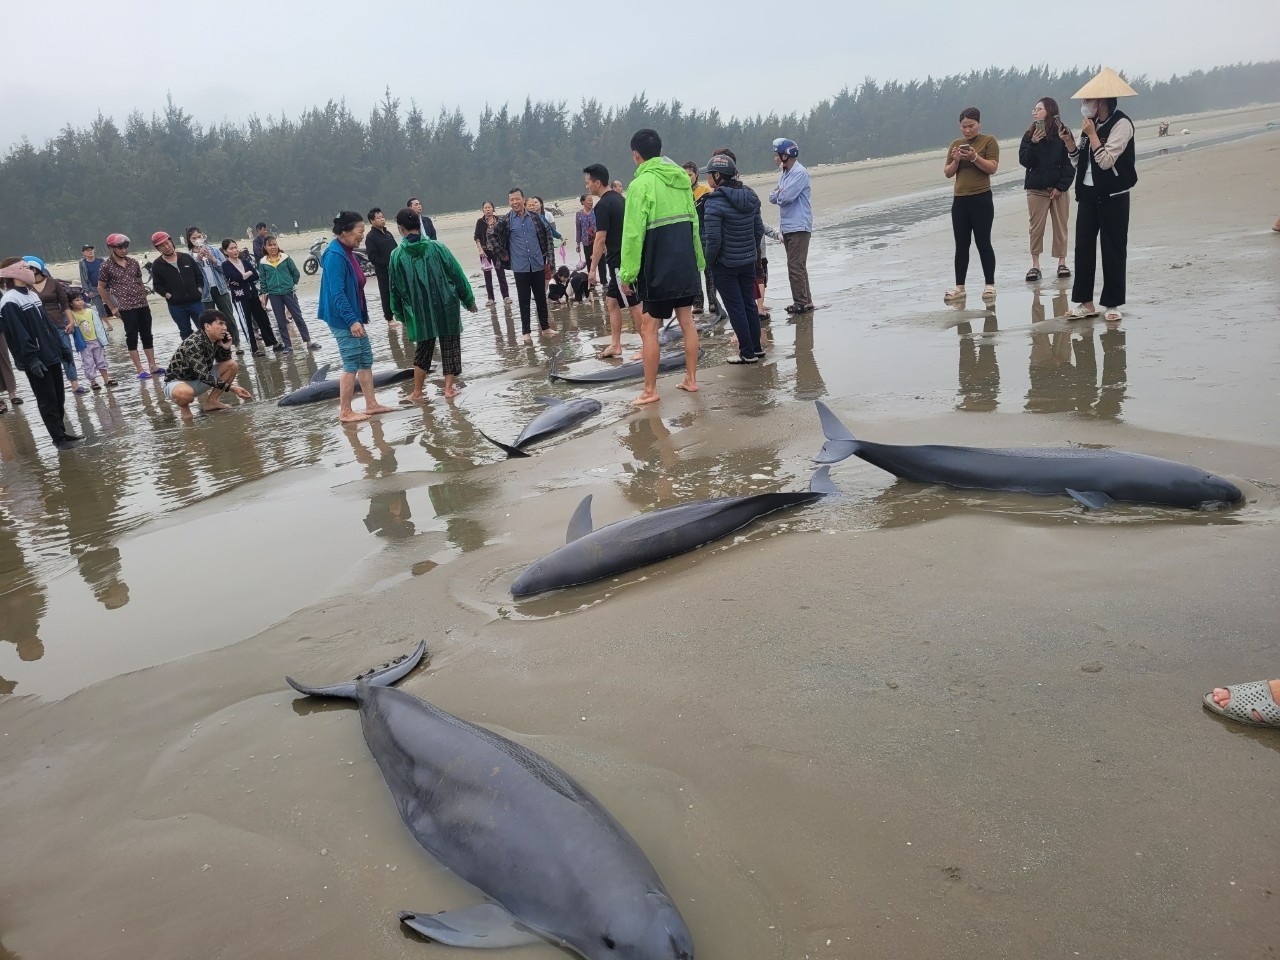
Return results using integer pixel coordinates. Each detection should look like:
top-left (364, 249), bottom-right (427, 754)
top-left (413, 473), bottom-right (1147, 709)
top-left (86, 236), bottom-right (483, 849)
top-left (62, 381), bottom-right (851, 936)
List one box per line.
top-left (387, 236), bottom-right (476, 342)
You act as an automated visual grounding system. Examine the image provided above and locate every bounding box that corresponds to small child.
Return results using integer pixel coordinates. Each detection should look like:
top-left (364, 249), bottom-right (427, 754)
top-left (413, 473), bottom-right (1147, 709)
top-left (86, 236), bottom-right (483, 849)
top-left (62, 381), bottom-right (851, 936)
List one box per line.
top-left (68, 290), bottom-right (115, 389)
top-left (569, 269), bottom-right (590, 303)
top-left (547, 265), bottom-right (571, 304)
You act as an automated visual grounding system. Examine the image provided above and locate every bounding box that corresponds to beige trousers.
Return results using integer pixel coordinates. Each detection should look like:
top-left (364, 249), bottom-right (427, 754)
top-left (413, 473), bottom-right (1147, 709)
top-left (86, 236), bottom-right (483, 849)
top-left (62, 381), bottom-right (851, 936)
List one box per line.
top-left (1026, 189), bottom-right (1070, 259)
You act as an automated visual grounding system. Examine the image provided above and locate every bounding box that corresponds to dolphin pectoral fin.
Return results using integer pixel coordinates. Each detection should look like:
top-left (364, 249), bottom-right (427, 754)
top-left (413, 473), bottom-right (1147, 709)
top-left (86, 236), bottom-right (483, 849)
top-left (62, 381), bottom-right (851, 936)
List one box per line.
top-left (479, 430), bottom-right (531, 459)
top-left (549, 351), bottom-right (563, 381)
top-left (814, 401), bottom-right (860, 463)
top-left (398, 904), bottom-right (544, 949)
top-left (809, 466), bottom-right (840, 495)
top-left (566, 495), bottom-right (594, 543)
top-left (533, 395), bottom-right (562, 406)
top-left (285, 641), bottom-right (427, 699)
top-left (1066, 489), bottom-right (1114, 510)
top-left (308, 363), bottom-right (332, 384)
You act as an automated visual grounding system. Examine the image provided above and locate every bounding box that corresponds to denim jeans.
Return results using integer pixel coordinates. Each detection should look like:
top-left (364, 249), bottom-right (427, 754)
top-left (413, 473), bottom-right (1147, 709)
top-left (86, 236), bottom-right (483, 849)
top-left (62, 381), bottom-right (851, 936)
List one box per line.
top-left (166, 300), bottom-right (205, 339)
top-left (713, 262), bottom-right (763, 359)
top-left (58, 329), bottom-right (80, 383)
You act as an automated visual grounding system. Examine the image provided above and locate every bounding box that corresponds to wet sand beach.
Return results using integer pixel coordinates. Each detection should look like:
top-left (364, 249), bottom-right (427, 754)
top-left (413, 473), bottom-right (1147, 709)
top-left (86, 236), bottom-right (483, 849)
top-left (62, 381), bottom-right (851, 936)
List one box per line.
top-left (1, 105), bottom-right (1278, 959)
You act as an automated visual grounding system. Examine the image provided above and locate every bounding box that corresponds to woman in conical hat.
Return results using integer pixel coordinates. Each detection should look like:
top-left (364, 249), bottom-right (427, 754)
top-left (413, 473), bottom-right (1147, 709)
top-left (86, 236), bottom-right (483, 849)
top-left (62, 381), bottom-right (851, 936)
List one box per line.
top-left (1057, 67), bottom-right (1138, 322)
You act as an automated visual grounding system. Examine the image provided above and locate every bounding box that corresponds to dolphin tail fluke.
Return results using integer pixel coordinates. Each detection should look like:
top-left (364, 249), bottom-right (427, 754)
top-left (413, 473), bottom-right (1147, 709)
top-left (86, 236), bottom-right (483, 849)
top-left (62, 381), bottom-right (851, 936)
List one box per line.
top-left (399, 904), bottom-right (544, 949)
top-left (285, 640), bottom-right (427, 699)
top-left (809, 465), bottom-right (840, 495)
top-left (814, 400), bottom-right (861, 464)
top-left (479, 431), bottom-right (531, 459)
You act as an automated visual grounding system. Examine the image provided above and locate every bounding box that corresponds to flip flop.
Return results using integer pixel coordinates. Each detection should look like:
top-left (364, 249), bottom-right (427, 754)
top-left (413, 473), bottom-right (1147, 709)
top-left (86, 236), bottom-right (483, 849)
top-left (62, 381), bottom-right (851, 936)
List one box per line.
top-left (1025, 268), bottom-right (1041, 282)
top-left (1103, 309), bottom-right (1123, 321)
top-left (137, 371), bottom-right (150, 380)
top-left (1056, 264), bottom-right (1072, 278)
top-left (11, 396), bottom-right (22, 404)
top-left (106, 379), bottom-right (118, 387)
top-left (150, 367), bottom-right (166, 376)
top-left (1202, 681), bottom-right (1280, 728)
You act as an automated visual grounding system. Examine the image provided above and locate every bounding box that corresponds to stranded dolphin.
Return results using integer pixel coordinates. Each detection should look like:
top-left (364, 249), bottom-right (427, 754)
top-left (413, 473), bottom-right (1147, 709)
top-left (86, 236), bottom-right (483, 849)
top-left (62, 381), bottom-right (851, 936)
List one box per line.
top-left (511, 467), bottom-right (838, 596)
top-left (549, 348), bottom-right (704, 384)
top-left (814, 400), bottom-right (1242, 510)
top-left (657, 303), bottom-right (724, 346)
top-left (277, 363), bottom-right (414, 407)
top-left (285, 642), bottom-right (694, 960)
top-left (480, 396), bottom-right (603, 458)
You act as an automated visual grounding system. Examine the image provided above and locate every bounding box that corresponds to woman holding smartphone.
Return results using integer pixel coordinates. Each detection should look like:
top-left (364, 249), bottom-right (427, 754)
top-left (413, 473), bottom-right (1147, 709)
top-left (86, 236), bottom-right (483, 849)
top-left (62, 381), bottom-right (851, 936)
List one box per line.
top-left (943, 107), bottom-right (1000, 302)
top-left (1019, 98), bottom-right (1073, 282)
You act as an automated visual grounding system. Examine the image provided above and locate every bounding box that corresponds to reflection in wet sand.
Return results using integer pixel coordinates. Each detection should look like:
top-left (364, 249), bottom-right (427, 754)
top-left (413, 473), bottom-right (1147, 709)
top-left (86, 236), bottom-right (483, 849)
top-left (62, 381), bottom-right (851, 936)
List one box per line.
top-left (955, 311), bottom-right (1000, 411)
top-left (789, 314), bottom-right (827, 401)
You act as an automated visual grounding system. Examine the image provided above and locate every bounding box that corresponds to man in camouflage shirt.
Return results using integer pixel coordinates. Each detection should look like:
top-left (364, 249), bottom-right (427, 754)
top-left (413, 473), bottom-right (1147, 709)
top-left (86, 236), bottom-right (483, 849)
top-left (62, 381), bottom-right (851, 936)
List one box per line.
top-left (162, 310), bottom-right (252, 413)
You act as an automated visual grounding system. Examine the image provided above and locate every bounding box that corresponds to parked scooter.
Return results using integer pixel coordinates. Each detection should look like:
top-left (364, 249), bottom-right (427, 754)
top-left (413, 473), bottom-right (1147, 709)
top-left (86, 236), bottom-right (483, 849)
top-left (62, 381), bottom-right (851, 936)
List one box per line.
top-left (302, 237), bottom-right (376, 278)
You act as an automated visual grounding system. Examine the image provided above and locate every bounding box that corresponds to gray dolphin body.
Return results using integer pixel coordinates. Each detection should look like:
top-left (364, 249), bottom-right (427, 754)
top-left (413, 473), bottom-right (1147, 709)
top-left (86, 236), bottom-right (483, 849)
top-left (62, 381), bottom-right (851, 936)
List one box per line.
top-left (480, 396), bottom-right (603, 458)
top-left (549, 349), bottom-right (703, 384)
top-left (286, 642), bottom-right (693, 960)
top-left (277, 363), bottom-right (414, 407)
top-left (815, 400), bottom-right (1242, 510)
top-left (511, 467), bottom-right (838, 596)
top-left (657, 311), bottom-right (722, 346)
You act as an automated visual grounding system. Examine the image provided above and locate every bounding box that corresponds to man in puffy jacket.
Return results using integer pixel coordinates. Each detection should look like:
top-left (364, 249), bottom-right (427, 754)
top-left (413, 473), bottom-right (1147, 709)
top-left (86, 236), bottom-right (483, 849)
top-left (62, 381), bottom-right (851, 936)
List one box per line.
top-left (701, 154), bottom-right (766, 363)
top-left (619, 128), bottom-right (704, 405)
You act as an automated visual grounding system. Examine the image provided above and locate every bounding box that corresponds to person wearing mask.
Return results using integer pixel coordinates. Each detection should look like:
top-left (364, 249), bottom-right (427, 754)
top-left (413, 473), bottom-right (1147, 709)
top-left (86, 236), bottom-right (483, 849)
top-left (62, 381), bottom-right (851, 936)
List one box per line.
top-left (148, 231), bottom-right (207, 339)
top-left (493, 188), bottom-right (557, 342)
top-left (943, 108), bottom-right (1001, 303)
top-left (473, 201), bottom-right (511, 305)
top-left (1019, 97), bottom-right (1073, 282)
top-left (364, 208), bottom-right (399, 326)
top-left (162, 310), bottom-right (252, 414)
top-left (257, 235), bottom-right (319, 352)
top-left (700, 153), bottom-right (766, 364)
top-left (406, 198), bottom-right (438, 240)
top-left (618, 128), bottom-right (704, 404)
top-left (78, 244), bottom-right (110, 330)
top-left (185, 226), bottom-right (243, 353)
top-left (97, 233), bottom-right (163, 379)
top-left (220, 239), bottom-right (279, 354)
top-left (1060, 68), bottom-right (1138, 322)
top-left (769, 137), bottom-right (814, 314)
top-left (23, 257), bottom-right (84, 395)
top-left (388, 206), bottom-right (477, 403)
top-left (0, 258), bottom-right (82, 448)
top-left (317, 211), bottom-right (395, 423)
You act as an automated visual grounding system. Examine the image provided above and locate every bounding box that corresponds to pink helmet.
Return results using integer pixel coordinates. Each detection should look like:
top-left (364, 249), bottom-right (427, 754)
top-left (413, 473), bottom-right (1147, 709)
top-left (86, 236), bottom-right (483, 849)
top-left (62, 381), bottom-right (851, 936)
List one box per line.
top-left (105, 233), bottom-right (130, 248)
top-left (150, 231), bottom-right (171, 247)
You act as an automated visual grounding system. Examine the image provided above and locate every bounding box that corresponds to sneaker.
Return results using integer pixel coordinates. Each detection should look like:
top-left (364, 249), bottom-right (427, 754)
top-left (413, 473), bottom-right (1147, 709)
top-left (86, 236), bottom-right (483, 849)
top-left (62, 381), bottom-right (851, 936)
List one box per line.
top-left (282, 346), bottom-right (294, 353)
top-left (725, 355), bottom-right (758, 365)
top-left (692, 305), bottom-right (704, 315)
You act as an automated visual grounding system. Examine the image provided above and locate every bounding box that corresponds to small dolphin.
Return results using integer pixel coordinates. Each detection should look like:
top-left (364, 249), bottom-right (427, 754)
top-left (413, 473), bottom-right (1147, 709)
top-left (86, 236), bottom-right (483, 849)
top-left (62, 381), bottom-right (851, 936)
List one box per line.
top-left (286, 642), bottom-right (694, 960)
top-left (549, 348), bottom-right (704, 384)
top-left (511, 467), bottom-right (838, 596)
top-left (657, 304), bottom-right (724, 346)
top-left (480, 396), bottom-right (603, 458)
top-left (814, 400), bottom-right (1242, 510)
top-left (277, 363), bottom-right (414, 407)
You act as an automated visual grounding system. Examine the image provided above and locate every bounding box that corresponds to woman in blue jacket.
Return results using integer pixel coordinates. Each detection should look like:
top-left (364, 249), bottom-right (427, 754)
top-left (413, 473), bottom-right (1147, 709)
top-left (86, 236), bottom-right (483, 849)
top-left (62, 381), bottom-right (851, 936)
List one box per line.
top-left (700, 154), bottom-right (766, 364)
top-left (317, 211), bottom-right (395, 423)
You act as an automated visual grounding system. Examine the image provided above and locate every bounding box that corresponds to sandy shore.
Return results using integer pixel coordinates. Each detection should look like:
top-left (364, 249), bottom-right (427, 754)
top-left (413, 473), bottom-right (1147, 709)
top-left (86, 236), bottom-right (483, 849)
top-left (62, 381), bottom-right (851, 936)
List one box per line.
top-left (2, 104), bottom-right (1278, 959)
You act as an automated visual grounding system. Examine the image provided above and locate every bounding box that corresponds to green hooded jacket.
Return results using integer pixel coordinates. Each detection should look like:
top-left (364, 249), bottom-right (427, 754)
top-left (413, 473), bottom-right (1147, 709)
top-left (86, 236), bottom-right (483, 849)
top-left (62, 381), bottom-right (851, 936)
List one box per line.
top-left (619, 156), bottom-right (705, 299)
top-left (388, 236), bottom-right (476, 342)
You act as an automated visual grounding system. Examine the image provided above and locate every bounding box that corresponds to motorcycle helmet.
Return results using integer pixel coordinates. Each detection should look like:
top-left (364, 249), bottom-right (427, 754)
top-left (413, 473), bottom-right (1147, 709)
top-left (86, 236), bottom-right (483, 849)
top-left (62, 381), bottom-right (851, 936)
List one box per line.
top-left (106, 233), bottom-right (130, 248)
top-left (150, 231), bottom-right (171, 247)
top-left (773, 138), bottom-right (800, 159)
top-left (21, 255), bottom-right (48, 276)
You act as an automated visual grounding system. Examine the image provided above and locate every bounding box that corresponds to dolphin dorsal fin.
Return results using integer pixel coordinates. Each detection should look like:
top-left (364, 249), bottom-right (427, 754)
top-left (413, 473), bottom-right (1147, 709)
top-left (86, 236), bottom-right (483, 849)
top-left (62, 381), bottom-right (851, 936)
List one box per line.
top-left (566, 495), bottom-right (594, 543)
top-left (309, 363), bottom-right (332, 384)
top-left (534, 395), bottom-right (562, 406)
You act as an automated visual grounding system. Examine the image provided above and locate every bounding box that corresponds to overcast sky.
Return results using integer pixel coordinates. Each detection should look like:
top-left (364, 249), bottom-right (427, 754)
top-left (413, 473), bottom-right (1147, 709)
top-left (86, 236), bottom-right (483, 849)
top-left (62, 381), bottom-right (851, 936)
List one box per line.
top-left (7, 0), bottom-right (1277, 150)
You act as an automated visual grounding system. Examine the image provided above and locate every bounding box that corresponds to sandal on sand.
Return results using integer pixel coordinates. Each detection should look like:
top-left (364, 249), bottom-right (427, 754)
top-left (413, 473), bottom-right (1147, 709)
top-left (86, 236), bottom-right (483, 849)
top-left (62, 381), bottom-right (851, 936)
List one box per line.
top-left (1025, 268), bottom-right (1041, 282)
top-left (1103, 309), bottom-right (1123, 322)
top-left (943, 287), bottom-right (966, 302)
top-left (981, 285), bottom-right (996, 301)
top-left (1202, 681), bottom-right (1280, 727)
top-left (1064, 305), bottom-right (1099, 320)
top-left (1056, 263), bottom-right (1072, 279)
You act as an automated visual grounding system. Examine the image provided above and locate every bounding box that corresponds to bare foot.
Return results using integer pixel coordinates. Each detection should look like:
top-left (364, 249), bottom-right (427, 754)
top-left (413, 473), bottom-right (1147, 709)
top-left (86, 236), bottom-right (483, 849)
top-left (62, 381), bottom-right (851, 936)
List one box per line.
top-left (444, 385), bottom-right (461, 398)
top-left (364, 403), bottom-right (395, 415)
top-left (597, 345), bottom-right (624, 359)
top-left (339, 410), bottom-right (370, 423)
top-left (676, 380), bottom-right (699, 393)
top-left (628, 351), bottom-right (642, 362)
top-left (399, 393), bottom-right (426, 405)
top-left (202, 400), bottom-right (231, 412)
top-left (522, 334), bottom-right (533, 344)
top-left (540, 328), bottom-right (558, 338)
top-left (631, 391), bottom-right (660, 406)
top-left (1210, 679), bottom-right (1280, 723)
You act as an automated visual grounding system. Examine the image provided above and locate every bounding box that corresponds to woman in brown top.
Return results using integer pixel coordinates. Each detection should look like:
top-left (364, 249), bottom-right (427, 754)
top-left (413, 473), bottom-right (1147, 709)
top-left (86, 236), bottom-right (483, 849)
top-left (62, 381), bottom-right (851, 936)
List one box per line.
top-left (943, 107), bottom-right (1000, 303)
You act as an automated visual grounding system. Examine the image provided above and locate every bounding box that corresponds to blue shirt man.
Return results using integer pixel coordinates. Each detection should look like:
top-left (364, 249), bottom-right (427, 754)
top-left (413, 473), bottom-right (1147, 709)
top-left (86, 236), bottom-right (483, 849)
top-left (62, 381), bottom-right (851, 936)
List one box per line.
top-left (767, 138), bottom-right (814, 312)
top-left (507, 210), bottom-right (545, 273)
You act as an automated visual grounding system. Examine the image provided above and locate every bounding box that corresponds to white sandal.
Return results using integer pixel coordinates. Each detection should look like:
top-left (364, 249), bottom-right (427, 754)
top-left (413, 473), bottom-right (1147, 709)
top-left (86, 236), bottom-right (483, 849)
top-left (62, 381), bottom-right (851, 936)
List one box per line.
top-left (981, 285), bottom-right (996, 301)
top-left (943, 287), bottom-right (966, 302)
top-left (1103, 308), bottom-right (1123, 321)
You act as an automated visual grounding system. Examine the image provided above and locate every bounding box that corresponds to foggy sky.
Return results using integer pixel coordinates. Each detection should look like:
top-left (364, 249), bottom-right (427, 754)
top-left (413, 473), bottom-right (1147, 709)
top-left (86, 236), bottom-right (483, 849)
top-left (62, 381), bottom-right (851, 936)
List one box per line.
top-left (8, 0), bottom-right (1278, 150)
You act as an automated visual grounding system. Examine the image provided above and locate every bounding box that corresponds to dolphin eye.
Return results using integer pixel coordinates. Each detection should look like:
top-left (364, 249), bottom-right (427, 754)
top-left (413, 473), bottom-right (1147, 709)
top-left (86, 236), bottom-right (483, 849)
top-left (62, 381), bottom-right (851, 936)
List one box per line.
top-left (601, 935), bottom-right (616, 950)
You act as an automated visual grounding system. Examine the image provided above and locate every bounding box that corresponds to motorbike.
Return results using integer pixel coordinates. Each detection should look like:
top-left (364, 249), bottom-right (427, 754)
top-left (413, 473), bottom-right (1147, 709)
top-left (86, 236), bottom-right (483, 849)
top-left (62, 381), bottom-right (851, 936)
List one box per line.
top-left (303, 237), bottom-right (376, 278)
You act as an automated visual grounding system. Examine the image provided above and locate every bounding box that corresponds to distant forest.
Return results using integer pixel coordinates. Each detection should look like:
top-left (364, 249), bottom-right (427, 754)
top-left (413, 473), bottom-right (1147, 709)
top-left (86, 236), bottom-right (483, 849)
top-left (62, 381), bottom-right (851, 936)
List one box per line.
top-left (3, 61), bottom-right (1276, 260)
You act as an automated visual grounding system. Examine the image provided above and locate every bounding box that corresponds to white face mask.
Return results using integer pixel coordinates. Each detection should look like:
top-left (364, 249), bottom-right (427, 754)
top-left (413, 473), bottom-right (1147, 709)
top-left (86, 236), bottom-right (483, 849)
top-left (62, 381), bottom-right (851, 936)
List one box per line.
top-left (193, 238), bottom-right (205, 247)
top-left (1080, 103), bottom-right (1097, 119)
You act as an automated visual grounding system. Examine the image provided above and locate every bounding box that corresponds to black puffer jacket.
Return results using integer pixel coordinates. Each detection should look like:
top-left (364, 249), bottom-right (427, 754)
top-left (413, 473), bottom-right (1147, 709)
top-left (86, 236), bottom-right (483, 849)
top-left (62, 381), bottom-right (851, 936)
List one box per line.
top-left (702, 183), bottom-right (766, 270)
top-left (1019, 131), bottom-right (1074, 192)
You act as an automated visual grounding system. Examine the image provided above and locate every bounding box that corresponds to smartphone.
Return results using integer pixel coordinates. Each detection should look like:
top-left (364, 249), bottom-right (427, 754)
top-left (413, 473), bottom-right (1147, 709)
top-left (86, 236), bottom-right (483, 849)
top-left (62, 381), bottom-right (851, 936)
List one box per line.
top-left (1034, 119), bottom-right (1046, 133)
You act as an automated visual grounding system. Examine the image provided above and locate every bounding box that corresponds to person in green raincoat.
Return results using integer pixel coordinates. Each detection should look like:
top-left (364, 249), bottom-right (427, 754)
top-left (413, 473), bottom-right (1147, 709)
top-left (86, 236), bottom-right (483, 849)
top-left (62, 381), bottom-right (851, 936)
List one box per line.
top-left (388, 207), bottom-right (478, 402)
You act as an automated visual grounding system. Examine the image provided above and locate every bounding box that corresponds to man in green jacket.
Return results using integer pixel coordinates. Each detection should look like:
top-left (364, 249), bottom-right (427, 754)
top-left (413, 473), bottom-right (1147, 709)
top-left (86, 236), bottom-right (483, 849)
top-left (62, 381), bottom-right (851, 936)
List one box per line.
top-left (388, 207), bottom-right (477, 402)
top-left (619, 128), bottom-right (705, 405)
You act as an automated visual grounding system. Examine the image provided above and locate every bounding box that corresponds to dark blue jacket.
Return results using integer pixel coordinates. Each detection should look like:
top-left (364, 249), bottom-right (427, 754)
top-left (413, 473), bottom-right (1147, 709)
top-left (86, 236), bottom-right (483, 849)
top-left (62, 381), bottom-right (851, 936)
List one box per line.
top-left (0, 289), bottom-right (71, 374)
top-left (702, 183), bottom-right (766, 270)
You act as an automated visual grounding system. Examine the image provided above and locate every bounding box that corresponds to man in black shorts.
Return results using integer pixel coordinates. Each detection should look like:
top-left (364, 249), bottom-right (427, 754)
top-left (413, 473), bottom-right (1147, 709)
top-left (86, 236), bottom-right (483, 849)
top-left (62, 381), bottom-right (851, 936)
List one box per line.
top-left (617, 128), bottom-right (704, 405)
top-left (584, 162), bottom-right (643, 360)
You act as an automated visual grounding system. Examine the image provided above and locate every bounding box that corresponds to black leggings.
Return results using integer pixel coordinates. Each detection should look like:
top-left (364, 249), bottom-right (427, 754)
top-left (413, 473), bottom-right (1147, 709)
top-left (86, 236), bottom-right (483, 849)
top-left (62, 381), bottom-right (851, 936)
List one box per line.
top-left (951, 191), bottom-right (996, 286)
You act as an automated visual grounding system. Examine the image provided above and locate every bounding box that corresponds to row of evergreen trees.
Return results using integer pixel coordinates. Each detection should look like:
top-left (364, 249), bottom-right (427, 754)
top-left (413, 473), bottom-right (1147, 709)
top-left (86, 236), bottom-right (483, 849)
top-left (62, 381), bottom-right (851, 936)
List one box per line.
top-left (3, 62), bottom-right (1275, 261)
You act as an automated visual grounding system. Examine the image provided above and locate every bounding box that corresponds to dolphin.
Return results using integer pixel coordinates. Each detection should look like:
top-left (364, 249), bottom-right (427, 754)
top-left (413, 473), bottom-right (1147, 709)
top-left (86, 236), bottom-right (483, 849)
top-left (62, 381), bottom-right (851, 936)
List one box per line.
top-left (277, 363), bottom-right (414, 407)
top-left (657, 304), bottom-right (724, 346)
top-left (549, 348), bottom-right (704, 384)
top-left (480, 396), bottom-right (603, 458)
top-left (814, 400), bottom-right (1242, 510)
top-left (286, 642), bottom-right (694, 960)
top-left (511, 467), bottom-right (838, 596)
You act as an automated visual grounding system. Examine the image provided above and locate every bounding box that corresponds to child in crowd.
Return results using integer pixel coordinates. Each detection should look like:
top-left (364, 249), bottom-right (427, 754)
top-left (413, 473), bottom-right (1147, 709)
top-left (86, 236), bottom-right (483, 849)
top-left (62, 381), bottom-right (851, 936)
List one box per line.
top-left (547, 266), bottom-right (572, 304)
top-left (569, 269), bottom-right (590, 302)
top-left (68, 290), bottom-right (115, 389)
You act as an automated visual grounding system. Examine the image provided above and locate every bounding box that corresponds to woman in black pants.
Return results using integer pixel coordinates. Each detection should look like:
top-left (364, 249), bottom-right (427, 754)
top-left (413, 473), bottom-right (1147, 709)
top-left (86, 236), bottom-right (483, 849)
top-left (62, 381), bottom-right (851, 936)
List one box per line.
top-left (220, 240), bottom-right (279, 354)
top-left (943, 106), bottom-right (1001, 303)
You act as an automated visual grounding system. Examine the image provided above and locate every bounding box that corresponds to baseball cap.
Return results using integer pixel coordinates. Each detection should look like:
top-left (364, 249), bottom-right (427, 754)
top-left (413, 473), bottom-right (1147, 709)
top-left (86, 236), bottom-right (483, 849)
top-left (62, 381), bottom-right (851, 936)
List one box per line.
top-left (82, 243), bottom-right (95, 251)
top-left (699, 154), bottom-right (738, 178)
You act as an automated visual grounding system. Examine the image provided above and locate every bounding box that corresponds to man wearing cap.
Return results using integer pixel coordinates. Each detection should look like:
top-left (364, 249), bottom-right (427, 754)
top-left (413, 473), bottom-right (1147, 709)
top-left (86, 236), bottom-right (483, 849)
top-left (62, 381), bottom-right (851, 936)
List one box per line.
top-left (1059, 67), bottom-right (1138, 322)
top-left (769, 137), bottom-right (813, 314)
top-left (78, 245), bottom-right (110, 330)
top-left (150, 232), bottom-right (207, 339)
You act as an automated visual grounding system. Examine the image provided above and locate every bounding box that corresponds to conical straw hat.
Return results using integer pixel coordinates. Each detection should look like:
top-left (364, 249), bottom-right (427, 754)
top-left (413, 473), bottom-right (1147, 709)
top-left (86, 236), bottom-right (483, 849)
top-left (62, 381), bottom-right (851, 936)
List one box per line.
top-left (1073, 66), bottom-right (1138, 99)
